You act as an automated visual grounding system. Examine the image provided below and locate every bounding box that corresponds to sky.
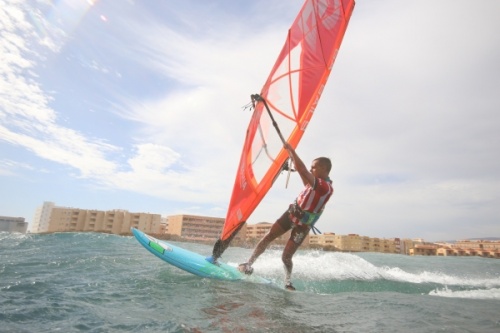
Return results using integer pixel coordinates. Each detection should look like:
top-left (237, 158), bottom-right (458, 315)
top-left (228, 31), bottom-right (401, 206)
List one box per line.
top-left (1, 0), bottom-right (499, 242)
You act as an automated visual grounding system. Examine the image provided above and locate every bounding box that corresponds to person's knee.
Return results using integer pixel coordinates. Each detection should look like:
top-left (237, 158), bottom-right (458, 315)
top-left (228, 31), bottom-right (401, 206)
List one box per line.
top-left (258, 235), bottom-right (272, 248)
top-left (263, 233), bottom-right (274, 242)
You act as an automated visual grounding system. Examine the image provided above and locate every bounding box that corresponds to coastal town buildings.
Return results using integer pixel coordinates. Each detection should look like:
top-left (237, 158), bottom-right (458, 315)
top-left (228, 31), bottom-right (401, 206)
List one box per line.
top-left (411, 240), bottom-right (500, 259)
top-left (0, 216), bottom-right (28, 233)
top-left (13, 202), bottom-right (500, 259)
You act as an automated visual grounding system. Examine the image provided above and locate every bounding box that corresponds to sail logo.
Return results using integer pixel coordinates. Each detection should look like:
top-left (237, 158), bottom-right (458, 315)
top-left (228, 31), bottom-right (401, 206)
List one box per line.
top-left (307, 83), bottom-right (325, 116)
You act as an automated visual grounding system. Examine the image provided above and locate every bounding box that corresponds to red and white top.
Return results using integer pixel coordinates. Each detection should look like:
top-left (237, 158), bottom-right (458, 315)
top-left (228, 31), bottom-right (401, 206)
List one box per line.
top-left (291, 177), bottom-right (333, 225)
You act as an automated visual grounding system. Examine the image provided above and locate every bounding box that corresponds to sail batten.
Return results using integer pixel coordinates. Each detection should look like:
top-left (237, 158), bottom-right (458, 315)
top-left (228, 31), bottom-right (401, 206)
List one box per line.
top-left (212, 0), bottom-right (355, 258)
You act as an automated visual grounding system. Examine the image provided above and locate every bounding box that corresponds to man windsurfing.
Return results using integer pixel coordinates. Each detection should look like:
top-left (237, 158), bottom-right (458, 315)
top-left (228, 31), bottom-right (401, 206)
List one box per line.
top-left (238, 142), bottom-right (333, 290)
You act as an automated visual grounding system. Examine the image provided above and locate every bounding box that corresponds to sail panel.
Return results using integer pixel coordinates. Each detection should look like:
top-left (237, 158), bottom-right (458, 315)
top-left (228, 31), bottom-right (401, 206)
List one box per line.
top-left (220, 0), bottom-right (355, 242)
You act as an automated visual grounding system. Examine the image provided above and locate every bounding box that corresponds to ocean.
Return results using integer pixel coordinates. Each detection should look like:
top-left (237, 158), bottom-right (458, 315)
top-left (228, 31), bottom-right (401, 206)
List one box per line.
top-left (1, 232), bottom-right (499, 333)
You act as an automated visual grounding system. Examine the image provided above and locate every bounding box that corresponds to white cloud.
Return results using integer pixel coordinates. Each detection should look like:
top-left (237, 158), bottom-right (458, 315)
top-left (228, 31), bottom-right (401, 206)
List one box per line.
top-left (1, 0), bottom-right (499, 240)
top-left (0, 158), bottom-right (34, 176)
top-left (127, 143), bottom-right (180, 173)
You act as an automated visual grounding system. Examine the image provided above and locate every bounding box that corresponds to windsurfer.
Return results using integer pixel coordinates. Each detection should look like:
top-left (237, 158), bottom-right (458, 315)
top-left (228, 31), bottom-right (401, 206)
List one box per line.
top-left (238, 143), bottom-right (333, 291)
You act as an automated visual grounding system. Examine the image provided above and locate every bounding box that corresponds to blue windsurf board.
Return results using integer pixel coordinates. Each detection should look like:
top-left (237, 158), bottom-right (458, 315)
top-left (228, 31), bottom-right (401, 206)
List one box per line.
top-left (131, 228), bottom-right (269, 283)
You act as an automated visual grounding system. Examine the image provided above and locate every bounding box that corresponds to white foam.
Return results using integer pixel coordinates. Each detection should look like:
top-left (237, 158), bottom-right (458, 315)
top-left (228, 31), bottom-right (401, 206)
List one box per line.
top-left (246, 250), bottom-right (500, 290)
top-left (0, 231), bottom-right (31, 242)
top-left (429, 287), bottom-right (500, 299)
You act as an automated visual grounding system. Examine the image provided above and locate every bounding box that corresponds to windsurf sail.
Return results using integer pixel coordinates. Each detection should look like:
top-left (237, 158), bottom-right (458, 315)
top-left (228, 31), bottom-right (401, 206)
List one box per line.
top-left (211, 0), bottom-right (355, 260)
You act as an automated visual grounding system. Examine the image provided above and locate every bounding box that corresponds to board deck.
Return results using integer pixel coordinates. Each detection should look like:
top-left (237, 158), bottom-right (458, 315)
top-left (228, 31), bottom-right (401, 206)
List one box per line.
top-left (131, 228), bottom-right (269, 283)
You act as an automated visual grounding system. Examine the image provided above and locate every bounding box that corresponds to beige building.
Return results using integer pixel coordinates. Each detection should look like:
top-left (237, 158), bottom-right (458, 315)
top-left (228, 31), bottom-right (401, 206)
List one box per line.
top-left (454, 239), bottom-right (500, 251)
top-left (409, 244), bottom-right (438, 256)
top-left (165, 218), bottom-right (297, 244)
top-left (337, 234), bottom-right (363, 251)
top-left (32, 202), bottom-right (163, 235)
top-left (167, 214), bottom-right (237, 242)
top-left (408, 240), bottom-right (500, 259)
top-left (310, 233), bottom-right (403, 254)
top-left (309, 232), bottom-right (336, 247)
top-left (434, 240), bottom-right (500, 259)
top-left (245, 222), bottom-right (272, 239)
top-left (244, 222), bottom-right (297, 244)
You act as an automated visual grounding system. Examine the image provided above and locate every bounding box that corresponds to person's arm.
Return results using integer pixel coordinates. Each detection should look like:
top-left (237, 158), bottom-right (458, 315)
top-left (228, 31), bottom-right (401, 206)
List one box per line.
top-left (284, 143), bottom-right (315, 187)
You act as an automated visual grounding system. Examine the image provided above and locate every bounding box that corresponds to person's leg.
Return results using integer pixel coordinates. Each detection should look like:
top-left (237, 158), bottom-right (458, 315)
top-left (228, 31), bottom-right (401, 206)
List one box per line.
top-left (282, 225), bottom-right (309, 289)
top-left (248, 219), bottom-right (287, 265)
top-left (239, 211), bottom-right (291, 273)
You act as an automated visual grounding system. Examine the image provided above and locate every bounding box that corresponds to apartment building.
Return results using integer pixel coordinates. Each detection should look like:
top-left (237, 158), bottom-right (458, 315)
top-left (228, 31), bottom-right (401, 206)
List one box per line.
top-left (48, 208), bottom-right (163, 234)
top-left (245, 222), bottom-right (272, 239)
top-left (167, 214), bottom-right (237, 242)
top-left (245, 222), bottom-right (297, 244)
top-left (309, 232), bottom-right (336, 247)
top-left (434, 240), bottom-right (500, 259)
top-left (454, 239), bottom-right (500, 251)
top-left (165, 217), bottom-right (297, 244)
top-left (409, 244), bottom-right (438, 256)
top-left (0, 216), bottom-right (28, 233)
top-left (31, 202), bottom-right (163, 235)
top-left (310, 233), bottom-right (404, 254)
top-left (408, 239), bottom-right (500, 258)
top-left (31, 201), bottom-right (55, 233)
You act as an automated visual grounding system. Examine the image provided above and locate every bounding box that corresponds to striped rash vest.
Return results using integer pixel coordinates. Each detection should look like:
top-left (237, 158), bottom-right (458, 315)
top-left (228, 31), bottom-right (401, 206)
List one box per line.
top-left (290, 177), bottom-right (333, 226)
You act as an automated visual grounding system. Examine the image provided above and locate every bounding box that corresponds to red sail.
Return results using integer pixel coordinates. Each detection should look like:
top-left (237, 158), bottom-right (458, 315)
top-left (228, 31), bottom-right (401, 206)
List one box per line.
top-left (221, 0), bottom-right (355, 242)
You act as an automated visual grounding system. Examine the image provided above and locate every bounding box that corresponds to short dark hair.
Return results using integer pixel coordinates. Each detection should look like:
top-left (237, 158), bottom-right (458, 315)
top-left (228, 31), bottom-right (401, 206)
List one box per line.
top-left (314, 157), bottom-right (332, 173)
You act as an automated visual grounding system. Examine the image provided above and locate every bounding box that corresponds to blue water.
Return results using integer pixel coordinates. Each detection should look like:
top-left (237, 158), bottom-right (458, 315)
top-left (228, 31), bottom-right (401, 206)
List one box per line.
top-left (1, 232), bottom-right (499, 333)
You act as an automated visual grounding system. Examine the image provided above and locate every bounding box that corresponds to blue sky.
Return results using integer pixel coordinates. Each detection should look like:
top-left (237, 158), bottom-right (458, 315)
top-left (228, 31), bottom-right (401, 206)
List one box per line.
top-left (1, 0), bottom-right (499, 242)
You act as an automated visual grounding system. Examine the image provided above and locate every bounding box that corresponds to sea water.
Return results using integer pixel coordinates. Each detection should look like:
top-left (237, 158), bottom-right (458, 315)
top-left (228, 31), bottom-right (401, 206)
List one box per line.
top-left (1, 232), bottom-right (499, 333)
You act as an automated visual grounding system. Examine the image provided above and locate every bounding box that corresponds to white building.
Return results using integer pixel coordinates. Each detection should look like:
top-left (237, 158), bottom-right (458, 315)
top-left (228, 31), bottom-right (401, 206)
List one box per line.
top-left (0, 216), bottom-right (28, 233)
top-left (30, 201), bottom-right (55, 233)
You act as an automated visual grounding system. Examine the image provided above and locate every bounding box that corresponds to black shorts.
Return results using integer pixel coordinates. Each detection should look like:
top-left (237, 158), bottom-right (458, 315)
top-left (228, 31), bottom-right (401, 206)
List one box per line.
top-left (276, 210), bottom-right (310, 245)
